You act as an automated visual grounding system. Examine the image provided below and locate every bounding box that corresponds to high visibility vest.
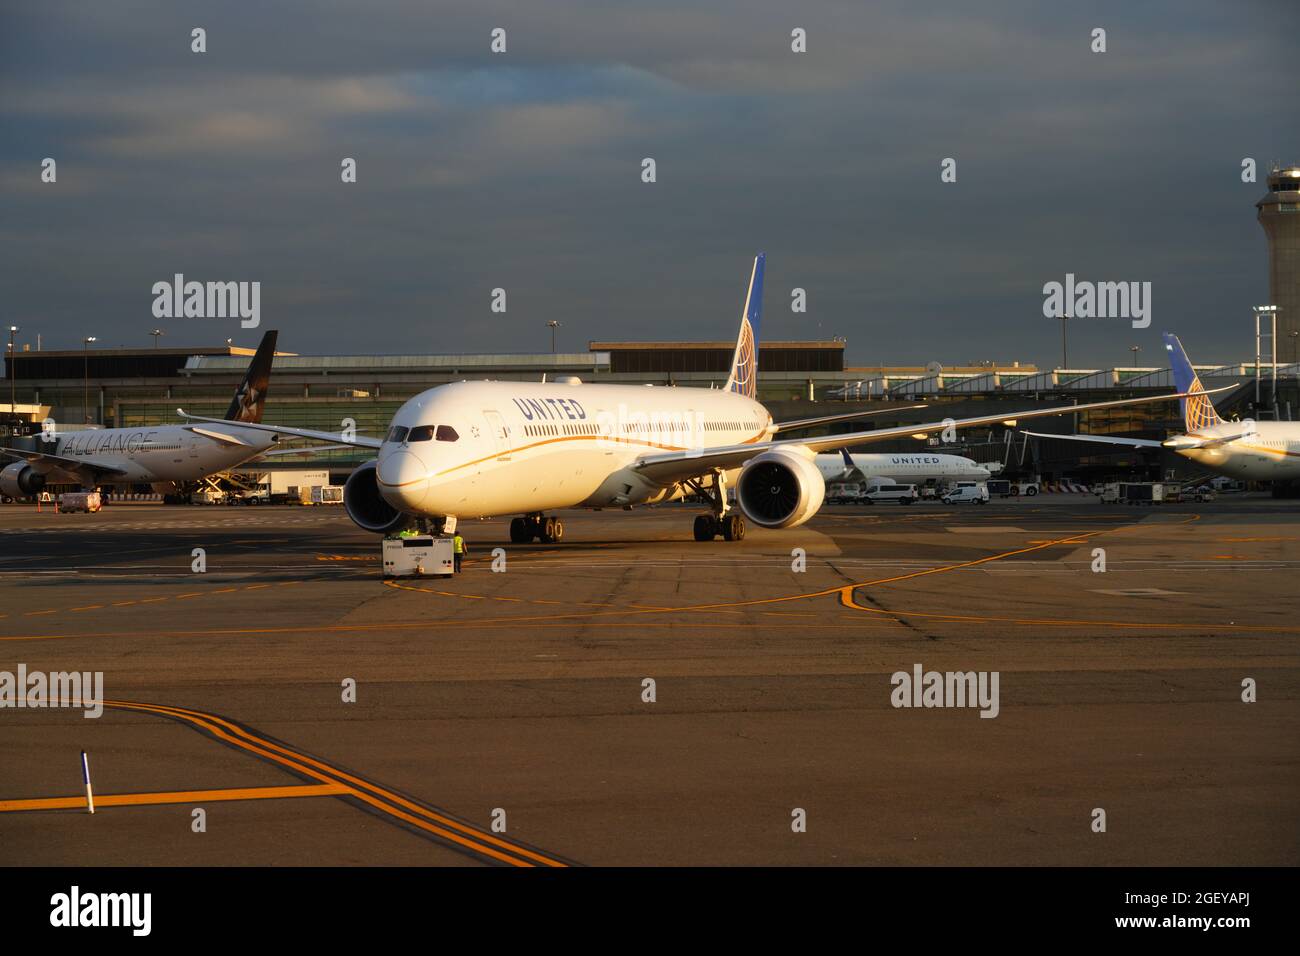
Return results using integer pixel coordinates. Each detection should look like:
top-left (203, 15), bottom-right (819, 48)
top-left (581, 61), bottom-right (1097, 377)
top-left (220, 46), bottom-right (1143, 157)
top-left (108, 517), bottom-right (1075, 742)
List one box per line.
top-left (453, 536), bottom-right (465, 554)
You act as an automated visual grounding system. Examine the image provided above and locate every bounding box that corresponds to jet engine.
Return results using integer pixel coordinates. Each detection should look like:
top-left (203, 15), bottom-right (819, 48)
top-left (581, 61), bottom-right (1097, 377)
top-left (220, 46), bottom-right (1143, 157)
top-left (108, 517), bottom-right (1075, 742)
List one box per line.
top-left (0, 462), bottom-right (46, 499)
top-left (736, 447), bottom-right (825, 529)
top-left (344, 459), bottom-right (411, 534)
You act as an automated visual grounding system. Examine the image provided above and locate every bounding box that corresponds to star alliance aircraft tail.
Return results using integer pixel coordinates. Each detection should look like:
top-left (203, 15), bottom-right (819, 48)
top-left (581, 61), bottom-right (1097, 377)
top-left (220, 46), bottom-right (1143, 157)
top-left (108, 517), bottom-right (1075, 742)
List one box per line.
top-left (224, 330), bottom-right (277, 424)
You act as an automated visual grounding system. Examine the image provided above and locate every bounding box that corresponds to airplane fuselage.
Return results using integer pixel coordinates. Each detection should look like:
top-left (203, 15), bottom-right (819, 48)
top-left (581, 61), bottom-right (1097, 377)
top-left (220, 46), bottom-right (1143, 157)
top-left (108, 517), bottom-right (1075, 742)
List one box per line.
top-left (376, 380), bottom-right (773, 517)
top-left (31, 424), bottom-right (278, 485)
top-left (815, 452), bottom-right (991, 486)
top-left (1176, 420), bottom-right (1300, 480)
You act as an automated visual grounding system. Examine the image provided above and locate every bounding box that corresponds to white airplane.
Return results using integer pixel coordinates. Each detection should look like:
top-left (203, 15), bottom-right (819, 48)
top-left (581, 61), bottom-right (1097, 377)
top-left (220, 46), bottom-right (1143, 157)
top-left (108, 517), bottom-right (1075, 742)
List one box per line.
top-left (0, 331), bottom-right (289, 498)
top-left (816, 449), bottom-right (992, 486)
top-left (1022, 332), bottom-right (1300, 484)
top-left (182, 256), bottom-right (1220, 542)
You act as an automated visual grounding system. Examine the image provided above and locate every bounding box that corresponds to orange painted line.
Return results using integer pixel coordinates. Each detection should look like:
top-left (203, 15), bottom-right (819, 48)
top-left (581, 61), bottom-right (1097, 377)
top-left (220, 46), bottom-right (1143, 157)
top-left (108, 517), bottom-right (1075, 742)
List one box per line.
top-left (104, 700), bottom-right (568, 868)
top-left (24, 610), bottom-right (57, 616)
top-left (70, 605), bottom-right (104, 612)
top-left (175, 593), bottom-right (204, 600)
top-left (0, 783), bottom-right (347, 813)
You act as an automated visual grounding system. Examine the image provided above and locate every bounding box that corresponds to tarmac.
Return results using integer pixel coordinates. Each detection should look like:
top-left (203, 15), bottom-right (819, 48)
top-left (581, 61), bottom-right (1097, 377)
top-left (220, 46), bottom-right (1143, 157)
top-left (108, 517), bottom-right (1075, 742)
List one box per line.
top-left (1, 495), bottom-right (1297, 865)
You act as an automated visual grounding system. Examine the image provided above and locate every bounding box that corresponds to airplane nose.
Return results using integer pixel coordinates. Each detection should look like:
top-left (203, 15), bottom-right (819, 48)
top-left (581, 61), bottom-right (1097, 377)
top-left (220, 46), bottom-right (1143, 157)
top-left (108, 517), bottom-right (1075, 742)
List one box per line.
top-left (377, 450), bottom-right (429, 512)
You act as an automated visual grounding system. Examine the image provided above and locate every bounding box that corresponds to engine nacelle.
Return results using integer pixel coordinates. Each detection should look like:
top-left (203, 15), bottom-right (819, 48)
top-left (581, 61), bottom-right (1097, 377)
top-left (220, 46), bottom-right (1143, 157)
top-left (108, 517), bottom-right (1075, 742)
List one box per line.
top-left (736, 447), bottom-right (826, 529)
top-left (0, 462), bottom-right (46, 499)
top-left (344, 459), bottom-right (412, 534)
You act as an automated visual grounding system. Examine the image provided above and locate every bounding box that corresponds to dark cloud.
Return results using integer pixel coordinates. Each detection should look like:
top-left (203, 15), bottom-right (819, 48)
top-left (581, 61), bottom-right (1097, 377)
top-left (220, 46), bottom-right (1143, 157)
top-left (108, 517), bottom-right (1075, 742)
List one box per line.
top-left (1, 1), bottom-right (1294, 367)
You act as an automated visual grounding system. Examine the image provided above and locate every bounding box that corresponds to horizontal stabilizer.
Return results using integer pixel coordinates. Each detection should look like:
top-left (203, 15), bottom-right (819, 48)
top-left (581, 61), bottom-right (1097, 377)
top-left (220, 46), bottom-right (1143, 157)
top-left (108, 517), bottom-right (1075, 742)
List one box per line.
top-left (185, 426), bottom-right (251, 447)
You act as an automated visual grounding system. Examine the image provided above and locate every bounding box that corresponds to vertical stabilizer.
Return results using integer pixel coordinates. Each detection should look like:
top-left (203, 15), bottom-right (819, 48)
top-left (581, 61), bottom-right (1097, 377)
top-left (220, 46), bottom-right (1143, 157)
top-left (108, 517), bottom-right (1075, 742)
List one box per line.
top-left (724, 254), bottom-right (765, 399)
top-left (1163, 332), bottom-right (1223, 431)
top-left (224, 330), bottom-right (277, 423)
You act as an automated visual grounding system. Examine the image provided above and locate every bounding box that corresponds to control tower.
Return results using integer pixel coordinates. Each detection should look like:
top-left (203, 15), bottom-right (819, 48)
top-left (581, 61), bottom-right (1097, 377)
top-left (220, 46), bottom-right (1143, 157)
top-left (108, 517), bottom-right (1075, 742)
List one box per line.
top-left (1256, 165), bottom-right (1300, 348)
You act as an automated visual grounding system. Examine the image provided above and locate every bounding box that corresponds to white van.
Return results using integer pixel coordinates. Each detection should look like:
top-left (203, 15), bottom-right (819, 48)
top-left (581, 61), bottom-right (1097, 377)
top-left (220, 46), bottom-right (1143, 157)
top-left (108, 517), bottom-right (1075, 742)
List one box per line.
top-left (942, 481), bottom-right (989, 505)
top-left (863, 482), bottom-right (918, 505)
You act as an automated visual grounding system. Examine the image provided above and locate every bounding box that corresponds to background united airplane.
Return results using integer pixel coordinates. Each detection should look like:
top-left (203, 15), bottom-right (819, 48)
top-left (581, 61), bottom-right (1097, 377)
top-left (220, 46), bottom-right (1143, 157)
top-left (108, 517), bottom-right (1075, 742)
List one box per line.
top-left (1021, 332), bottom-right (1300, 486)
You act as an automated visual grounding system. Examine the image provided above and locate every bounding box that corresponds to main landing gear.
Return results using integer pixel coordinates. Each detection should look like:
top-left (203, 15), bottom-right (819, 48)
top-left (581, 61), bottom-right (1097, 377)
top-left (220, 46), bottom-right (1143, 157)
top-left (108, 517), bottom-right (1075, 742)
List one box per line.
top-left (693, 512), bottom-right (746, 541)
top-left (510, 513), bottom-right (564, 544)
top-left (687, 469), bottom-right (745, 542)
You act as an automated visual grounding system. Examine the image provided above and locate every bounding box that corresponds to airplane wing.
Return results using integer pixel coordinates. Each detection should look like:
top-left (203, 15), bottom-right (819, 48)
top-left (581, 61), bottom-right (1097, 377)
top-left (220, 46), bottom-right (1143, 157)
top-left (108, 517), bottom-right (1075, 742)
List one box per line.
top-left (1019, 430), bottom-right (1164, 449)
top-left (632, 388), bottom-right (1229, 484)
top-left (1022, 424), bottom-right (1257, 451)
top-left (0, 446), bottom-right (129, 482)
top-left (770, 404), bottom-right (928, 434)
top-left (254, 444), bottom-right (357, 458)
top-left (176, 410), bottom-right (384, 449)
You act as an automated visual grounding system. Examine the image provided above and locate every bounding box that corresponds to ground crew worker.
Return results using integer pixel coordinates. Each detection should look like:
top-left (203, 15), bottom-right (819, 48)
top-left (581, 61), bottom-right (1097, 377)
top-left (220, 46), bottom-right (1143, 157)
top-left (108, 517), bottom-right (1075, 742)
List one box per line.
top-left (452, 531), bottom-right (466, 573)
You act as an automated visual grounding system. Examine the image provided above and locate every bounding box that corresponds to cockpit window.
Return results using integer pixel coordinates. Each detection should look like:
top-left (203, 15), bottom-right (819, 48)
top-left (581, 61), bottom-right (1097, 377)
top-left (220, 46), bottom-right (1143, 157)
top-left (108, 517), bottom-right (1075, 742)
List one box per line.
top-left (386, 426), bottom-right (409, 443)
top-left (407, 425), bottom-right (436, 442)
top-left (435, 425), bottom-right (459, 442)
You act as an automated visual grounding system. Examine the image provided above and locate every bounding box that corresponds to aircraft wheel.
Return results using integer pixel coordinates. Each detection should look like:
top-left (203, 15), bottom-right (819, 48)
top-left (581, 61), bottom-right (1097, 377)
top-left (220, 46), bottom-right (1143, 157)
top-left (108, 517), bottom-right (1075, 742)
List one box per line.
top-left (551, 518), bottom-right (564, 543)
top-left (722, 514), bottom-right (745, 541)
top-left (541, 516), bottom-right (557, 543)
top-left (693, 514), bottom-right (717, 541)
top-left (509, 517), bottom-right (528, 543)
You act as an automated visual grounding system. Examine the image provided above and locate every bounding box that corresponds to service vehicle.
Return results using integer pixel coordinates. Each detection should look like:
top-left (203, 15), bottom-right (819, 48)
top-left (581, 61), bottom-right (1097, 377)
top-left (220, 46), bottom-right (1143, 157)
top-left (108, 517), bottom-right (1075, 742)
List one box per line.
top-left (863, 482), bottom-right (918, 505)
top-left (309, 485), bottom-right (344, 505)
top-left (382, 534), bottom-right (455, 578)
top-left (942, 481), bottom-right (989, 504)
top-left (58, 491), bottom-right (102, 513)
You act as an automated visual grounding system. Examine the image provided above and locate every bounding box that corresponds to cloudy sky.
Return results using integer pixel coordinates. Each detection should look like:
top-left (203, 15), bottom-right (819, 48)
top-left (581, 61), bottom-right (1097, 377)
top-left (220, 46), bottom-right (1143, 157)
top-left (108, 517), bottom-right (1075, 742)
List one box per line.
top-left (1, 0), bottom-right (1294, 368)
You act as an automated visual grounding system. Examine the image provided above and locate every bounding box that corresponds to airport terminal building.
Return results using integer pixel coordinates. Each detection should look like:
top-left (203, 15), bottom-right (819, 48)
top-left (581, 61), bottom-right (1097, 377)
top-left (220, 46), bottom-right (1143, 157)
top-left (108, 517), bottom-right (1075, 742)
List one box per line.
top-left (5, 337), bottom-right (1295, 487)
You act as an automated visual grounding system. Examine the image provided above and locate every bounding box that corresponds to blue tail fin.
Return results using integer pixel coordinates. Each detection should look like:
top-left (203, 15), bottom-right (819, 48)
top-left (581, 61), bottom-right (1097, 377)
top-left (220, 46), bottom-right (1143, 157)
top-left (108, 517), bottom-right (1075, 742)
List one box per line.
top-left (1163, 332), bottom-right (1222, 431)
top-left (725, 254), bottom-right (764, 399)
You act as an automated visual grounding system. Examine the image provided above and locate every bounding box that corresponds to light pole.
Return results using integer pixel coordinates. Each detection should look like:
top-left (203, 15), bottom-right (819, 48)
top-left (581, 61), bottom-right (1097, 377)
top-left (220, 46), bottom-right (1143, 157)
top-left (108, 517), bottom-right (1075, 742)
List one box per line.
top-left (151, 328), bottom-right (164, 348)
top-left (1252, 305), bottom-right (1278, 412)
top-left (1129, 345), bottom-right (1140, 366)
top-left (7, 325), bottom-right (17, 420)
top-left (1289, 330), bottom-right (1298, 365)
top-left (1057, 313), bottom-right (1069, 369)
top-left (547, 320), bottom-right (561, 354)
top-left (83, 336), bottom-right (97, 424)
